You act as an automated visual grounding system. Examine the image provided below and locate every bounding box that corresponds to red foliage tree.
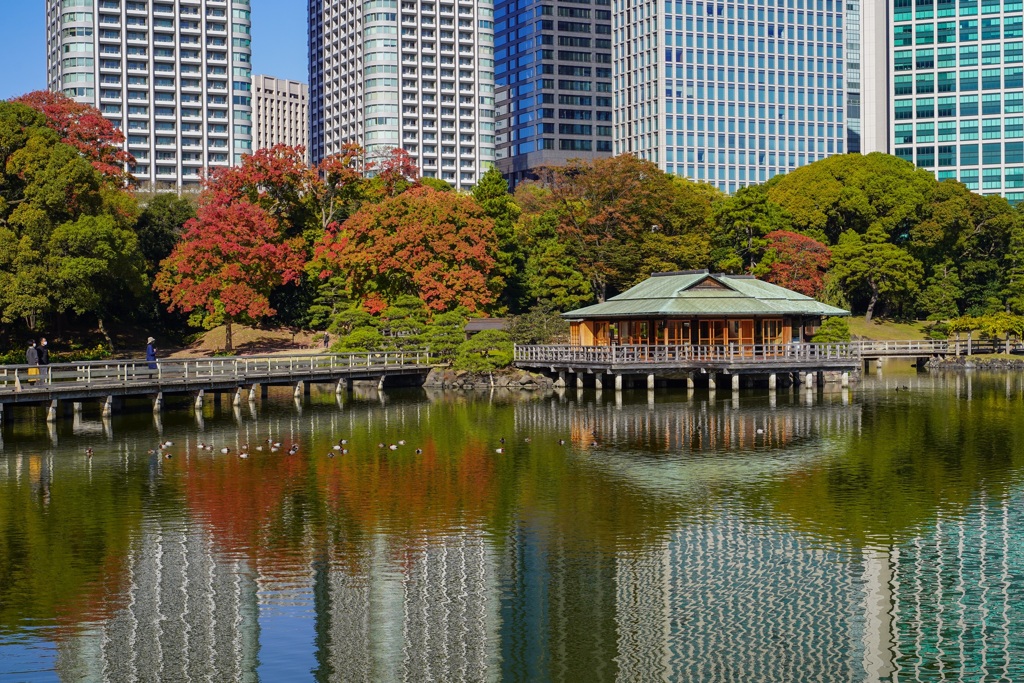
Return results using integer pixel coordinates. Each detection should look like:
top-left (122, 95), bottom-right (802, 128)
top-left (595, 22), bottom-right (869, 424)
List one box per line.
top-left (313, 186), bottom-right (499, 313)
top-left (757, 230), bottom-right (832, 296)
top-left (154, 196), bottom-right (306, 351)
top-left (13, 90), bottom-right (134, 183)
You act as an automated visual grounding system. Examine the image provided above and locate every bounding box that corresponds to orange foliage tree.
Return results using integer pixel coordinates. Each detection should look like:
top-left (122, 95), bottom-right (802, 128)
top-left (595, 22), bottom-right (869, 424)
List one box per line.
top-left (13, 90), bottom-right (134, 184)
top-left (756, 230), bottom-right (832, 296)
top-left (313, 186), bottom-right (500, 313)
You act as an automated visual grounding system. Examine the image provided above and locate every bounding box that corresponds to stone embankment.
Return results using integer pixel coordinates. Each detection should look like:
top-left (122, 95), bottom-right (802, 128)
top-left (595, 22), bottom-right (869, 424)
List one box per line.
top-left (424, 368), bottom-right (555, 390)
top-left (926, 356), bottom-right (1024, 370)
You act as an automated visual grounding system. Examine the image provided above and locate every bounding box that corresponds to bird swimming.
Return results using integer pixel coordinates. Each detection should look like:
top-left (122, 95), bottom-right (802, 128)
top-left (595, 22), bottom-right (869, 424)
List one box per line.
top-left (220, 447), bottom-right (231, 454)
top-left (415, 448), bottom-right (423, 454)
top-left (85, 447), bottom-right (94, 457)
top-left (495, 447), bottom-right (505, 454)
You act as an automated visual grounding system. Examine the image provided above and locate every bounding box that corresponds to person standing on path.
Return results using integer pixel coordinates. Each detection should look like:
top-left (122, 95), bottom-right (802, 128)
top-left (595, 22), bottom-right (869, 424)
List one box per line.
top-left (37, 338), bottom-right (50, 383)
top-left (323, 331), bottom-right (330, 350)
top-left (26, 340), bottom-right (39, 383)
top-left (146, 337), bottom-right (158, 371)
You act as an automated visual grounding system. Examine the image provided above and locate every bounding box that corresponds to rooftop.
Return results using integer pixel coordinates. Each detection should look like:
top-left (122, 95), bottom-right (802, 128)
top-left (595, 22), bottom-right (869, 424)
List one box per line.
top-left (562, 271), bottom-right (849, 319)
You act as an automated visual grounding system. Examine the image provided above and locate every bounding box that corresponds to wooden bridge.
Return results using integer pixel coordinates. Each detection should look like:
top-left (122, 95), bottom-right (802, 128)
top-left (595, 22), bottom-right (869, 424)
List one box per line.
top-left (0, 351), bottom-right (436, 423)
top-left (514, 338), bottom-right (1019, 391)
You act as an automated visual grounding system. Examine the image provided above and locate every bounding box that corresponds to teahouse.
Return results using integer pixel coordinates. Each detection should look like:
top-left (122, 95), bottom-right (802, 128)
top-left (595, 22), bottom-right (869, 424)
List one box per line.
top-left (562, 270), bottom-right (848, 348)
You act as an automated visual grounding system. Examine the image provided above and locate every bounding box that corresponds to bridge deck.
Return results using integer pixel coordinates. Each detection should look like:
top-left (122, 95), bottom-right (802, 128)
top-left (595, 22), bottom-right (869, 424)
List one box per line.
top-left (0, 352), bottom-right (435, 406)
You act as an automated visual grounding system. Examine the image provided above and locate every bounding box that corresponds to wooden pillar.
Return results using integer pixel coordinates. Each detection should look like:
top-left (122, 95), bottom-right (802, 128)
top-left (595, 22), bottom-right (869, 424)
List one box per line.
top-left (46, 400), bottom-right (58, 424)
top-left (731, 374), bottom-right (740, 391)
top-left (686, 374), bottom-right (695, 390)
top-left (72, 401), bottom-right (83, 415)
top-left (194, 390), bottom-right (205, 410)
top-left (102, 395), bottom-right (114, 418)
top-left (153, 392), bottom-right (163, 412)
top-left (294, 381), bottom-right (304, 399)
top-left (841, 371), bottom-right (850, 387)
top-left (249, 383), bottom-right (259, 402)
top-left (768, 373), bottom-right (777, 391)
top-left (707, 372), bottom-right (716, 390)
top-left (576, 373), bottom-right (585, 389)
top-left (0, 402), bottom-right (4, 425)
top-left (261, 384), bottom-right (269, 400)
top-left (817, 371), bottom-right (825, 387)
top-left (647, 373), bottom-right (655, 390)
top-left (614, 374), bottom-right (623, 392)
top-left (804, 371), bottom-right (815, 388)
top-left (377, 375), bottom-right (385, 391)
top-left (595, 373), bottom-right (604, 391)
top-left (335, 379), bottom-right (347, 395)
top-left (233, 387), bottom-right (244, 406)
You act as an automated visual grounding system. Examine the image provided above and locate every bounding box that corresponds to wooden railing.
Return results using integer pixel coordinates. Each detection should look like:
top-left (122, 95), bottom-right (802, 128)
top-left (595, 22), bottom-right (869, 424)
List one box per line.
top-left (515, 343), bottom-right (858, 365)
top-left (0, 351), bottom-right (434, 394)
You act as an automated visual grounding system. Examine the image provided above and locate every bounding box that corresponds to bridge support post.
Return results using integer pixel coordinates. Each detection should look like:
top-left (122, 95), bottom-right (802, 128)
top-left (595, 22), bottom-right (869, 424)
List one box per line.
top-left (194, 390), bottom-right (205, 410)
top-left (153, 392), bottom-right (163, 412)
top-left (647, 373), bottom-right (655, 390)
top-left (686, 375), bottom-right (695, 391)
top-left (707, 373), bottom-right (716, 390)
top-left (335, 379), bottom-right (347, 396)
top-left (0, 403), bottom-right (4, 425)
top-left (102, 396), bottom-right (114, 418)
top-left (614, 374), bottom-right (623, 392)
top-left (555, 370), bottom-right (567, 388)
top-left (731, 374), bottom-right (740, 391)
top-left (595, 373), bottom-right (604, 391)
top-left (46, 400), bottom-right (58, 424)
top-left (249, 384), bottom-right (259, 402)
top-left (817, 371), bottom-right (824, 387)
top-left (576, 373), bottom-right (584, 389)
top-left (842, 372), bottom-right (850, 388)
top-left (768, 373), bottom-right (777, 392)
top-left (377, 375), bottom-right (385, 391)
top-left (233, 387), bottom-right (244, 407)
top-left (294, 381), bottom-right (304, 399)
top-left (876, 358), bottom-right (884, 372)
top-left (804, 371), bottom-right (815, 388)
top-left (72, 402), bottom-right (83, 417)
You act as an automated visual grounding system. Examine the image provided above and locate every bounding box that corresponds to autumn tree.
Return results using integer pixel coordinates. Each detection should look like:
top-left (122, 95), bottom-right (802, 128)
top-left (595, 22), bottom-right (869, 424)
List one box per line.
top-left (754, 230), bottom-right (831, 297)
top-left (13, 90), bottom-right (134, 184)
top-left (154, 199), bottom-right (306, 351)
top-left (312, 186), bottom-right (499, 313)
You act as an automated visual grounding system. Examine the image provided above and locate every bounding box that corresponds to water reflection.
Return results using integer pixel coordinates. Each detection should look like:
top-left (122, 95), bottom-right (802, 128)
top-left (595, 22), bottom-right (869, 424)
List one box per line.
top-left (0, 373), bottom-right (1023, 681)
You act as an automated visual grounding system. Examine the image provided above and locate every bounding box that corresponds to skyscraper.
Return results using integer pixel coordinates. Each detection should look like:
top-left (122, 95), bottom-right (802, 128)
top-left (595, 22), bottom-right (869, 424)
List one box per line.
top-left (891, 0), bottom-right (1024, 202)
top-left (842, 0), bottom-right (889, 155)
top-left (253, 75), bottom-right (309, 160)
top-left (45, 0), bottom-right (254, 191)
top-left (493, 0), bottom-right (615, 188)
top-left (614, 0), bottom-right (847, 194)
top-left (309, 0), bottom-right (497, 190)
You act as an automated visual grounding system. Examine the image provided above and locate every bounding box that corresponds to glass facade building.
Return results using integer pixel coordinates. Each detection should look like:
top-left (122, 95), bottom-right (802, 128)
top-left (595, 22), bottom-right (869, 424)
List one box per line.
top-left (891, 0), bottom-right (1024, 201)
top-left (46, 0), bottom-right (254, 191)
top-left (494, 0), bottom-right (616, 187)
top-left (613, 0), bottom-right (847, 194)
top-left (309, 0), bottom-right (497, 189)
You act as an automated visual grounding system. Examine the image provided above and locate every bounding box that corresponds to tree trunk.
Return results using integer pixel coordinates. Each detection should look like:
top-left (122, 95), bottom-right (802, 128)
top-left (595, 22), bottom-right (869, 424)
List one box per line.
top-left (864, 292), bottom-right (878, 324)
top-left (225, 319), bottom-right (233, 353)
top-left (97, 317), bottom-right (115, 353)
top-left (597, 280), bottom-right (607, 303)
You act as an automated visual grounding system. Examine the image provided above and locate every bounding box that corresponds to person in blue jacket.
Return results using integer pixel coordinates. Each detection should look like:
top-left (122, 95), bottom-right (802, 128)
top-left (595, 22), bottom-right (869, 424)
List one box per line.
top-left (146, 336), bottom-right (158, 370)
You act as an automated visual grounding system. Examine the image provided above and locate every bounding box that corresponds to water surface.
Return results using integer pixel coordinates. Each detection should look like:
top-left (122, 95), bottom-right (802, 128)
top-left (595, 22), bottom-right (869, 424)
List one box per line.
top-left (1, 366), bottom-right (1023, 682)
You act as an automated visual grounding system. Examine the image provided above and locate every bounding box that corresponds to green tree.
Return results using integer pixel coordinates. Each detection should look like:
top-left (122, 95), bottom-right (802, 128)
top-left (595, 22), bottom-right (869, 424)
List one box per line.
top-left (473, 167), bottom-right (523, 312)
top-left (811, 317), bottom-right (851, 343)
top-left (830, 227), bottom-right (924, 323)
top-left (507, 303), bottom-right (569, 344)
top-left (523, 239), bottom-right (593, 311)
top-left (710, 183), bottom-right (790, 271)
top-left (134, 193), bottom-right (196, 272)
top-left (421, 307), bottom-right (469, 362)
top-left (454, 329), bottom-right (514, 372)
top-left (918, 261), bottom-right (963, 320)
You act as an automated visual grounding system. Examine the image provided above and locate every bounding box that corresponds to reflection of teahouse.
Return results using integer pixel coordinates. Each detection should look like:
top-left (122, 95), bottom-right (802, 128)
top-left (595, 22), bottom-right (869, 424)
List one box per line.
top-left (463, 318), bottom-right (509, 341)
top-left (562, 270), bottom-right (849, 347)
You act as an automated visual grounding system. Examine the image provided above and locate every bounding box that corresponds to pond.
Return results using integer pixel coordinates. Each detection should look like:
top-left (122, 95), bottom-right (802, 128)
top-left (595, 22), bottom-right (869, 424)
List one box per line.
top-left (1, 364), bottom-right (1023, 682)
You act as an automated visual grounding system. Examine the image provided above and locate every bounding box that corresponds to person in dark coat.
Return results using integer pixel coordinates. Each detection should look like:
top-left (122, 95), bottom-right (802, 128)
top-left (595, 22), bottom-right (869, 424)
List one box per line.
top-left (26, 341), bottom-right (39, 383)
top-left (146, 336), bottom-right (158, 370)
top-left (37, 338), bottom-right (50, 383)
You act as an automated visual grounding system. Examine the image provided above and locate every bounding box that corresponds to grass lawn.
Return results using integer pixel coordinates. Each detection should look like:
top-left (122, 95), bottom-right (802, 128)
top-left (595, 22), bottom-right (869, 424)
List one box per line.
top-left (846, 317), bottom-right (933, 341)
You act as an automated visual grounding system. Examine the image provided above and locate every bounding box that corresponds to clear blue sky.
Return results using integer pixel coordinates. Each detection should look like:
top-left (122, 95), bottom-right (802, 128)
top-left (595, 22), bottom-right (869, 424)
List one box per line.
top-left (0, 2), bottom-right (308, 100)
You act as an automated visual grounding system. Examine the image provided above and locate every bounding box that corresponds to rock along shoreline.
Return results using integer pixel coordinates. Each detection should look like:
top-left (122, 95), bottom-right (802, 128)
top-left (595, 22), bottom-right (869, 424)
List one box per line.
top-left (926, 356), bottom-right (1024, 370)
top-left (423, 367), bottom-right (556, 390)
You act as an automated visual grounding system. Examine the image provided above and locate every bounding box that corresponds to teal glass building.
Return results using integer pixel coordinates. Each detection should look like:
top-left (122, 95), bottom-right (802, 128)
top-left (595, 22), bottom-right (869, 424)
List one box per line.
top-left (892, 0), bottom-right (1024, 201)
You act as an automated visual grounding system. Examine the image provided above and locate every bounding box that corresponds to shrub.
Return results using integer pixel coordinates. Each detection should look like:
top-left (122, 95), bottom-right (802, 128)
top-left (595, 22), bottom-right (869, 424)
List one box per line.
top-left (812, 317), bottom-right (851, 343)
top-left (453, 329), bottom-right (514, 372)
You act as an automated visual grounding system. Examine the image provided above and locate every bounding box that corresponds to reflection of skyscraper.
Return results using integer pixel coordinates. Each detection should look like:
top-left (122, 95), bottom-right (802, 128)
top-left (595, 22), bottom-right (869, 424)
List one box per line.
top-left (317, 532), bottom-right (501, 681)
top-left (615, 511), bottom-right (863, 681)
top-left (56, 520), bottom-right (260, 682)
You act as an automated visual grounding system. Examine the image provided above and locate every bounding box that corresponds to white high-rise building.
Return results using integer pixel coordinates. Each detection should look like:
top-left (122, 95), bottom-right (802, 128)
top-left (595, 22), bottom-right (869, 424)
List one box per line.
top-left (309, 0), bottom-right (497, 189)
top-left (253, 75), bottom-right (309, 160)
top-left (46, 0), bottom-right (254, 191)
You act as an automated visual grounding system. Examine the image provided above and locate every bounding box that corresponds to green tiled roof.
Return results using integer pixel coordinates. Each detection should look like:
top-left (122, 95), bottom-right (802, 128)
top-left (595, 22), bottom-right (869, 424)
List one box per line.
top-left (562, 271), bottom-right (850, 319)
